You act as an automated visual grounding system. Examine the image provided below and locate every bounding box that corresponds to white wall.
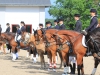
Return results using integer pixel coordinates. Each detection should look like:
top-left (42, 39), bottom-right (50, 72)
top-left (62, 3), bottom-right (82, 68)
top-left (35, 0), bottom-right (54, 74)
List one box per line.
top-left (0, 6), bottom-right (45, 33)
top-left (0, 6), bottom-right (6, 32)
top-left (39, 7), bottom-right (45, 28)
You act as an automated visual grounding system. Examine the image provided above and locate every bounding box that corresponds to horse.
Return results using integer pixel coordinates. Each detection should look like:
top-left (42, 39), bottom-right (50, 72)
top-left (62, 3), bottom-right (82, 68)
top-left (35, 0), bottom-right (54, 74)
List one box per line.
top-left (34, 29), bottom-right (63, 70)
top-left (0, 35), bottom-right (11, 54)
top-left (0, 32), bottom-right (35, 61)
top-left (53, 30), bottom-right (86, 75)
top-left (85, 27), bottom-right (100, 75)
top-left (33, 29), bottom-right (46, 68)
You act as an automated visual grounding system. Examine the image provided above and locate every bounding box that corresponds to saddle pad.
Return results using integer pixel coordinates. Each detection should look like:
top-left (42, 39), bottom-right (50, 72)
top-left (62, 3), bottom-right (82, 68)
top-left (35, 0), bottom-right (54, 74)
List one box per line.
top-left (82, 35), bottom-right (87, 47)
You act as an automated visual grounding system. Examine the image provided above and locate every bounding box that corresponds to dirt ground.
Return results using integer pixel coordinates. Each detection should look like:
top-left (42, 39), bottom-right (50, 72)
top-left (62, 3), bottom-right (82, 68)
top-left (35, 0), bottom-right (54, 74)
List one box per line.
top-left (0, 50), bottom-right (100, 75)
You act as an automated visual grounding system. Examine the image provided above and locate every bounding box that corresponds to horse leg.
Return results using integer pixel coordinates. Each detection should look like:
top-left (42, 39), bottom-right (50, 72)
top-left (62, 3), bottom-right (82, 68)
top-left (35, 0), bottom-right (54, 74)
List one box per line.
top-left (77, 55), bottom-right (84, 75)
top-left (51, 51), bottom-right (56, 72)
top-left (58, 51), bottom-right (63, 68)
top-left (39, 52), bottom-right (45, 69)
top-left (2, 44), bottom-right (6, 54)
top-left (26, 49), bottom-right (30, 58)
top-left (91, 58), bottom-right (99, 75)
top-left (93, 53), bottom-right (100, 61)
top-left (62, 52), bottom-right (69, 75)
top-left (48, 51), bottom-right (52, 71)
top-left (0, 45), bottom-right (2, 53)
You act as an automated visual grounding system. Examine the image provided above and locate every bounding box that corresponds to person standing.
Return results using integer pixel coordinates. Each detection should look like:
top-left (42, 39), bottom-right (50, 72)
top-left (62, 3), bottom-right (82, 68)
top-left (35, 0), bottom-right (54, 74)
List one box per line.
top-left (74, 14), bottom-right (82, 32)
top-left (5, 23), bottom-right (10, 33)
top-left (59, 19), bottom-right (65, 30)
top-left (0, 24), bottom-right (2, 33)
top-left (54, 20), bottom-right (59, 29)
top-left (85, 9), bottom-right (98, 32)
top-left (46, 21), bottom-right (52, 29)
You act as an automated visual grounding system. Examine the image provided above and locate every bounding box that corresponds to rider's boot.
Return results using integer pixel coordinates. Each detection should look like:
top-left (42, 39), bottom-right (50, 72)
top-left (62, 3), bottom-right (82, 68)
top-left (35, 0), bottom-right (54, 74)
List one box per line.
top-left (17, 41), bottom-right (20, 49)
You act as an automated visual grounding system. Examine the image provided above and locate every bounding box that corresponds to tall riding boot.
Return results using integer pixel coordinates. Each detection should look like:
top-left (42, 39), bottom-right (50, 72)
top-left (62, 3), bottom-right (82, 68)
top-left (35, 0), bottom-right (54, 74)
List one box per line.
top-left (72, 63), bottom-right (76, 74)
top-left (69, 64), bottom-right (73, 73)
top-left (17, 41), bottom-right (20, 48)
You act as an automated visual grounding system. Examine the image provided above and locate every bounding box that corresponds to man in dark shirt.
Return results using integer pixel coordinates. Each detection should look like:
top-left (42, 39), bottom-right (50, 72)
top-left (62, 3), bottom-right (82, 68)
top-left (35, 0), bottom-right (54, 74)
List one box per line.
top-left (54, 20), bottom-right (59, 29)
top-left (86, 9), bottom-right (98, 32)
top-left (59, 19), bottom-right (65, 30)
top-left (5, 23), bottom-right (10, 33)
top-left (46, 21), bottom-right (52, 29)
top-left (74, 14), bottom-right (82, 32)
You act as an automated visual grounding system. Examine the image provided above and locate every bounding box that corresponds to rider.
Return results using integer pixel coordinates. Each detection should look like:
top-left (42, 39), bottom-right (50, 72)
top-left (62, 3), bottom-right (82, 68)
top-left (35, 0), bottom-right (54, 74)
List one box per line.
top-left (74, 14), bottom-right (82, 32)
top-left (46, 21), bottom-right (52, 29)
top-left (20, 21), bottom-right (26, 33)
top-left (39, 23), bottom-right (44, 30)
top-left (16, 25), bottom-right (21, 48)
top-left (59, 19), bottom-right (65, 30)
top-left (16, 21), bottom-right (26, 49)
top-left (54, 20), bottom-right (59, 29)
top-left (83, 9), bottom-right (98, 35)
top-left (5, 23), bottom-right (10, 33)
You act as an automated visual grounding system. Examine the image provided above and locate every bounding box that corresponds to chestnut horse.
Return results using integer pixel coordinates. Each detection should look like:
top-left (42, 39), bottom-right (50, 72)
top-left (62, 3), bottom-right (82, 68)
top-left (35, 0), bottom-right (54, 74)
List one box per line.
top-left (53, 30), bottom-right (86, 75)
top-left (34, 29), bottom-right (63, 70)
top-left (33, 30), bottom-right (46, 69)
top-left (0, 32), bottom-right (35, 61)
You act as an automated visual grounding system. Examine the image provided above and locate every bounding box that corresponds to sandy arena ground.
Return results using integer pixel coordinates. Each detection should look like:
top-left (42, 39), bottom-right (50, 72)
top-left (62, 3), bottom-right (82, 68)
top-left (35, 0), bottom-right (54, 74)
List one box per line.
top-left (0, 50), bottom-right (100, 75)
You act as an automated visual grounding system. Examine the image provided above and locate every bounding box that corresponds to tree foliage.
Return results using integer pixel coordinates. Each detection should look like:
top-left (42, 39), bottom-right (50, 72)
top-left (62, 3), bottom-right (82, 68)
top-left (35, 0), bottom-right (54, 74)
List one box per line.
top-left (49, 0), bottom-right (100, 29)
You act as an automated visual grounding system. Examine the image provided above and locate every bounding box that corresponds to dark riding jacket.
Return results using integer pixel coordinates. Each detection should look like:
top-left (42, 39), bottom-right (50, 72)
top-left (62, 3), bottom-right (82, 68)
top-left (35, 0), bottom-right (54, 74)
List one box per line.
top-left (5, 27), bottom-right (10, 33)
top-left (16, 29), bottom-right (21, 35)
top-left (54, 25), bottom-right (59, 29)
top-left (74, 20), bottom-right (82, 32)
top-left (21, 26), bottom-right (26, 32)
top-left (86, 16), bottom-right (98, 32)
top-left (59, 24), bottom-right (65, 30)
top-left (46, 26), bottom-right (52, 29)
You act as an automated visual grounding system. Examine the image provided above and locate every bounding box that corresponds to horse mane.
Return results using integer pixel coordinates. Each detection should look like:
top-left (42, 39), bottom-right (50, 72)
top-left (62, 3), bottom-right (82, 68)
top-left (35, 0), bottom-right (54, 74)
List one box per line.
top-left (56, 30), bottom-right (81, 38)
top-left (88, 27), bottom-right (100, 36)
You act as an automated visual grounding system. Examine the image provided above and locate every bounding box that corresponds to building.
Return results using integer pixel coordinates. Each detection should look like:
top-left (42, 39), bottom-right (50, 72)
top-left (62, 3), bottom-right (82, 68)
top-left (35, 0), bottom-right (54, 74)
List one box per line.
top-left (0, 0), bottom-right (51, 33)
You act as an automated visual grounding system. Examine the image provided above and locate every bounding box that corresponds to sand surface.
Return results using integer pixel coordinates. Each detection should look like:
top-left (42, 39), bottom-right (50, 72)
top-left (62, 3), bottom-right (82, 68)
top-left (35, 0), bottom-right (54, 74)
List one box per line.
top-left (0, 50), bottom-right (100, 75)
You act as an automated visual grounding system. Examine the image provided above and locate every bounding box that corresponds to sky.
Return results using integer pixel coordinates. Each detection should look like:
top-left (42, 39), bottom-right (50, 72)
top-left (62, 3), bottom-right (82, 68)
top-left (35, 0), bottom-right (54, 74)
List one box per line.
top-left (45, 0), bottom-right (56, 19)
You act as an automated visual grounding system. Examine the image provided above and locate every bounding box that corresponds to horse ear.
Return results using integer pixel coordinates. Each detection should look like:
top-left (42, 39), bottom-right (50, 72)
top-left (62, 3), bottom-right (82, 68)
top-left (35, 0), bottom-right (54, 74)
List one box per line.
top-left (41, 29), bottom-right (45, 34)
top-left (33, 29), bottom-right (35, 32)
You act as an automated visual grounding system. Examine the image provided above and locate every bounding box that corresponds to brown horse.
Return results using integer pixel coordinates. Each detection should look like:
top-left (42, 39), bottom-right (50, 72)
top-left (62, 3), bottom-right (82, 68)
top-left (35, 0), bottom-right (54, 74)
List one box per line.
top-left (0, 32), bottom-right (35, 61)
top-left (34, 30), bottom-right (46, 68)
top-left (34, 29), bottom-right (63, 70)
top-left (53, 30), bottom-right (86, 75)
top-left (85, 27), bottom-right (100, 75)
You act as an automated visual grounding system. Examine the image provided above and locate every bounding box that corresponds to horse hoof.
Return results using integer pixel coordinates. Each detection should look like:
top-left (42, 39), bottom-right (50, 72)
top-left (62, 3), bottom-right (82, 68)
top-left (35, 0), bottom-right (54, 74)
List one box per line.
top-left (53, 69), bottom-right (56, 72)
top-left (12, 59), bottom-right (16, 61)
top-left (48, 68), bottom-right (52, 71)
top-left (16, 57), bottom-right (18, 60)
top-left (62, 73), bottom-right (68, 75)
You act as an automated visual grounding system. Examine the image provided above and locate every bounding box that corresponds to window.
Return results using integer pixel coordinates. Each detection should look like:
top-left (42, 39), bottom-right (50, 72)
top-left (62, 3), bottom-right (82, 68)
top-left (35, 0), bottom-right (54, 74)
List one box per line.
top-left (12, 24), bottom-right (32, 33)
top-left (25, 25), bottom-right (32, 33)
top-left (12, 24), bottom-right (18, 33)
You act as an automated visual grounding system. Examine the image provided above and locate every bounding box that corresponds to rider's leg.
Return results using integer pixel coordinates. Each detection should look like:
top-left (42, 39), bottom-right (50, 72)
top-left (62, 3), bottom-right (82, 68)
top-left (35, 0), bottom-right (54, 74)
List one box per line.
top-left (17, 40), bottom-right (20, 48)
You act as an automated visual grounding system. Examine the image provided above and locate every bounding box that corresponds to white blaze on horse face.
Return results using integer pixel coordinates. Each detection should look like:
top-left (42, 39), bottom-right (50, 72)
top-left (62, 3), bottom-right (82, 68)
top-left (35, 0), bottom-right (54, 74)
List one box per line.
top-left (91, 68), bottom-right (97, 75)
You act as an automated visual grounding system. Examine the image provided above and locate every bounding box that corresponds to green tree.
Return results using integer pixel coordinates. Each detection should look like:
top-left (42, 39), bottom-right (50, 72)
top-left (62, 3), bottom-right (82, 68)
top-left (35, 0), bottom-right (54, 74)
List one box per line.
top-left (49, 0), bottom-right (100, 29)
